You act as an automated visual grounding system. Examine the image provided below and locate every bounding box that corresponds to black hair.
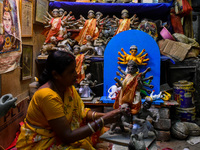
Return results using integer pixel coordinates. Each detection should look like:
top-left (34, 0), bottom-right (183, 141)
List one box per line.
top-left (127, 60), bottom-right (138, 68)
top-left (39, 51), bottom-right (75, 86)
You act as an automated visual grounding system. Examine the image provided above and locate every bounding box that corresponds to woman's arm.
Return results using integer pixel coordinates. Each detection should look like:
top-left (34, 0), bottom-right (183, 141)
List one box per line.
top-left (48, 116), bottom-right (101, 144)
top-left (86, 110), bottom-right (105, 121)
top-left (48, 108), bottom-right (121, 145)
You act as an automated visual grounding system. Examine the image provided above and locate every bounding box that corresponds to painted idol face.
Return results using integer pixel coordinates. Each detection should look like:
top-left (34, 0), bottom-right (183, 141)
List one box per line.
top-left (3, 11), bottom-right (12, 34)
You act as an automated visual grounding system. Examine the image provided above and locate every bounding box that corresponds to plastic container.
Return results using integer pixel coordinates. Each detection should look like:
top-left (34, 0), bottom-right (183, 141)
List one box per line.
top-left (160, 27), bottom-right (176, 41)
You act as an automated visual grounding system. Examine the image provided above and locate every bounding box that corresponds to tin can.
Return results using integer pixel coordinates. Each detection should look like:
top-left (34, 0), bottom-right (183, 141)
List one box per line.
top-left (176, 107), bottom-right (196, 122)
top-left (173, 80), bottom-right (195, 108)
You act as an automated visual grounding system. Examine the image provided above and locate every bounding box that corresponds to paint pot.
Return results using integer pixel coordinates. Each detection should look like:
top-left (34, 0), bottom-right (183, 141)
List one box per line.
top-left (173, 80), bottom-right (195, 108)
top-left (176, 107), bottom-right (196, 122)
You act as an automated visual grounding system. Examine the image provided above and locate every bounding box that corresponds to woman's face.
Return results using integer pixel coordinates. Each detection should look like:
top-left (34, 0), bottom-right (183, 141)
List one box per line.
top-left (3, 11), bottom-right (12, 34)
top-left (57, 61), bottom-right (77, 88)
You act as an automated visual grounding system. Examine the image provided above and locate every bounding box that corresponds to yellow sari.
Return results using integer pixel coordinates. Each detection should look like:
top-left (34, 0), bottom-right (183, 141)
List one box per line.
top-left (16, 86), bottom-right (95, 150)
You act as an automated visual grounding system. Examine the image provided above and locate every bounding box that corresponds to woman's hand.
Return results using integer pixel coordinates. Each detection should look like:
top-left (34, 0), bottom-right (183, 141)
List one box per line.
top-left (102, 108), bottom-right (122, 125)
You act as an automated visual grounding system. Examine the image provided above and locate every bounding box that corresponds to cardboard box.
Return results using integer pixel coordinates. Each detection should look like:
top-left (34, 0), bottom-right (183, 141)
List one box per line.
top-left (158, 39), bottom-right (191, 61)
top-left (0, 98), bottom-right (29, 149)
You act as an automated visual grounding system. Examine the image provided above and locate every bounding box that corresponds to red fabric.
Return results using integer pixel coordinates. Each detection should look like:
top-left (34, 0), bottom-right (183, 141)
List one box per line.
top-left (114, 19), bottom-right (130, 36)
top-left (75, 18), bottom-right (99, 45)
top-left (6, 122), bottom-right (24, 150)
top-left (170, 9), bottom-right (184, 34)
top-left (181, 0), bottom-right (193, 17)
top-left (113, 73), bottom-right (142, 115)
top-left (45, 18), bottom-right (62, 43)
top-left (41, 27), bottom-right (51, 37)
top-left (75, 54), bottom-right (85, 84)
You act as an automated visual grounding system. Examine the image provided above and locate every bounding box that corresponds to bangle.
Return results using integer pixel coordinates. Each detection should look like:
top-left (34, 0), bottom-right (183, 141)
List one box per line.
top-left (92, 111), bottom-right (96, 121)
top-left (88, 123), bottom-right (95, 133)
top-left (95, 112), bottom-right (97, 120)
top-left (100, 117), bottom-right (104, 127)
top-left (95, 120), bottom-right (101, 130)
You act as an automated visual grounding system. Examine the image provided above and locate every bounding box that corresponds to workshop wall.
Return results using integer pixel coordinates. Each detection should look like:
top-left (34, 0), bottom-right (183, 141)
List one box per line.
top-left (0, 0), bottom-right (45, 101)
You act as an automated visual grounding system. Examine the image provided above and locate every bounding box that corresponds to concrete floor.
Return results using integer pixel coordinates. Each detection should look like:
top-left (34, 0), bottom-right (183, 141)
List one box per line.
top-left (105, 118), bottom-right (200, 150)
top-left (110, 137), bottom-right (200, 150)
top-left (155, 137), bottom-right (200, 150)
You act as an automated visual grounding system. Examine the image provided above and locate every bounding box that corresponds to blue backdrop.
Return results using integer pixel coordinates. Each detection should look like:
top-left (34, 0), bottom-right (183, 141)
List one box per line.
top-left (49, 2), bottom-right (172, 21)
top-left (103, 30), bottom-right (160, 99)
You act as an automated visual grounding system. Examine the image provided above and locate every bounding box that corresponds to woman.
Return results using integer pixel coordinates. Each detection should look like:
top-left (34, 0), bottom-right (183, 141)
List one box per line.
top-left (16, 51), bottom-right (121, 149)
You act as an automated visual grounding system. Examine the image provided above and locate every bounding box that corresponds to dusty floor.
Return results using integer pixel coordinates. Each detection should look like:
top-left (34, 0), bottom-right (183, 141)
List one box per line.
top-left (112, 135), bottom-right (200, 150)
top-left (99, 118), bottom-right (200, 150)
top-left (110, 138), bottom-right (200, 150)
top-left (155, 138), bottom-right (200, 150)
top-left (102, 123), bottom-right (200, 150)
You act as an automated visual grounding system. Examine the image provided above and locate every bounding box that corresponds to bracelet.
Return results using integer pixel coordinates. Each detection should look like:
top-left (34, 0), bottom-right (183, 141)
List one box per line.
top-left (88, 123), bottom-right (95, 133)
top-left (100, 117), bottom-right (104, 127)
top-left (95, 120), bottom-right (101, 130)
top-left (92, 111), bottom-right (96, 121)
top-left (95, 112), bottom-right (97, 120)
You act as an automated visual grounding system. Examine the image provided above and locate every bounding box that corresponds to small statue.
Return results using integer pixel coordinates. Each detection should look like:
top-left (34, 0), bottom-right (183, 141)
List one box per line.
top-left (109, 103), bottom-right (133, 134)
top-left (112, 9), bottom-right (139, 36)
top-left (60, 9), bottom-right (78, 30)
top-left (113, 60), bottom-right (154, 115)
top-left (118, 45), bottom-right (149, 66)
top-left (102, 28), bottom-right (113, 45)
top-left (160, 91), bottom-right (171, 101)
top-left (75, 10), bottom-right (99, 45)
top-left (132, 100), bottom-right (158, 139)
top-left (128, 132), bottom-right (146, 150)
top-left (43, 8), bottom-right (72, 44)
top-left (78, 73), bottom-right (97, 98)
top-left (138, 19), bottom-right (158, 40)
top-left (74, 45), bottom-right (90, 84)
top-left (107, 84), bottom-right (121, 99)
top-left (80, 35), bottom-right (96, 55)
top-left (73, 45), bottom-right (81, 55)
top-left (0, 94), bottom-right (17, 118)
top-left (144, 90), bottom-right (162, 102)
top-left (59, 8), bottom-right (75, 23)
top-left (94, 32), bottom-right (107, 56)
top-left (95, 11), bottom-right (110, 33)
top-left (81, 73), bottom-right (97, 86)
top-left (57, 32), bottom-right (75, 52)
top-left (40, 36), bottom-right (58, 55)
